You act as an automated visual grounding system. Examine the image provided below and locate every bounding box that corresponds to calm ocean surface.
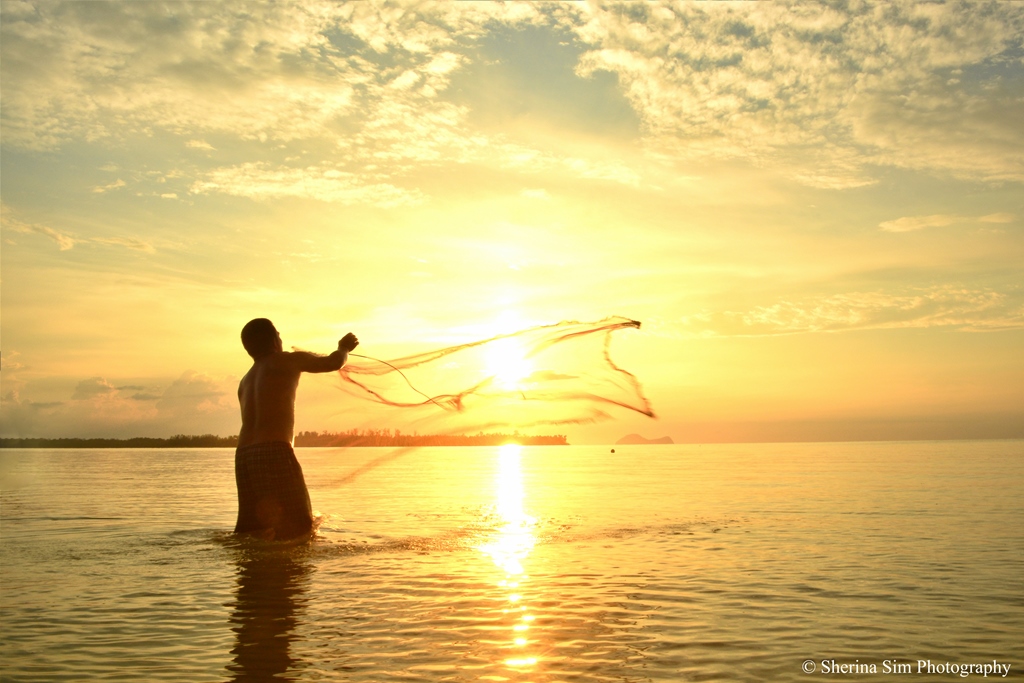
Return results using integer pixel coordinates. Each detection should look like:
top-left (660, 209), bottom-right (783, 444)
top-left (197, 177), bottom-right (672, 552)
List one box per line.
top-left (1, 441), bottom-right (1022, 682)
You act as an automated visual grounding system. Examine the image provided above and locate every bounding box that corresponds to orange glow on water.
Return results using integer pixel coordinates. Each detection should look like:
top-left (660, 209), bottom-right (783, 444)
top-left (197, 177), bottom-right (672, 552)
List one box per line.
top-left (479, 444), bottom-right (540, 669)
top-left (506, 656), bottom-right (538, 667)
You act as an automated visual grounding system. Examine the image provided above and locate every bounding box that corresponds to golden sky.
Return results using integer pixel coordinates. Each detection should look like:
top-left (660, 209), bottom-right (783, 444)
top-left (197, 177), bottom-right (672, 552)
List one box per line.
top-left (2, 2), bottom-right (1022, 443)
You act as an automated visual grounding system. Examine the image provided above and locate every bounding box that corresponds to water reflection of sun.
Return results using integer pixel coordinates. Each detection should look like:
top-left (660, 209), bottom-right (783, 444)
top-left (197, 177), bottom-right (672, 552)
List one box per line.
top-left (479, 444), bottom-right (539, 669)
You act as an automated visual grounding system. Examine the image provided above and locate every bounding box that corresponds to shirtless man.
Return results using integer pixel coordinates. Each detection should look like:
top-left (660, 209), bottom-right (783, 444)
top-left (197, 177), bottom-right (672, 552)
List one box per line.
top-left (234, 318), bottom-right (359, 540)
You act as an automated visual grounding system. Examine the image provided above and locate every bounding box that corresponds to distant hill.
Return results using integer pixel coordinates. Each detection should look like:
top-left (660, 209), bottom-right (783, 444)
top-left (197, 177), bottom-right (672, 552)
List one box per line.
top-left (616, 433), bottom-right (674, 445)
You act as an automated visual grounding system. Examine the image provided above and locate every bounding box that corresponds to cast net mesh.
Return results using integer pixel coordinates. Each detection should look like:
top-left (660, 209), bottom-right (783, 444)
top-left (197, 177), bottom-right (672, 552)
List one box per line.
top-left (338, 316), bottom-right (654, 433)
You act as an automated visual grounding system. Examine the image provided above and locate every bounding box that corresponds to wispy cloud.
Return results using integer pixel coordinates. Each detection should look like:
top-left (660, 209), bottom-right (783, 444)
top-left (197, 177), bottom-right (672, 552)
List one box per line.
top-left (92, 179), bottom-right (125, 194)
top-left (878, 212), bottom-right (1017, 233)
top-left (190, 162), bottom-right (425, 207)
top-left (2, 208), bottom-right (78, 250)
top-left (1, 204), bottom-right (156, 253)
top-left (879, 214), bottom-right (959, 233)
top-left (91, 236), bottom-right (157, 253)
top-left (979, 213), bottom-right (1015, 224)
top-left (714, 286), bottom-right (1024, 336)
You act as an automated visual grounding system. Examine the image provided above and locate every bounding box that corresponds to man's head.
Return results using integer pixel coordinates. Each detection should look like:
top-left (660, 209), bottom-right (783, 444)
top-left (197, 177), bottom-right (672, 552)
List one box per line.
top-left (241, 318), bottom-right (282, 359)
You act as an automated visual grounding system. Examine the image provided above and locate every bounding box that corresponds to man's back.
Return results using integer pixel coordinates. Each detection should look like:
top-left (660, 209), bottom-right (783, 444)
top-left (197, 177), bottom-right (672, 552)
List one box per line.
top-left (237, 355), bottom-right (302, 448)
top-left (237, 331), bottom-right (358, 448)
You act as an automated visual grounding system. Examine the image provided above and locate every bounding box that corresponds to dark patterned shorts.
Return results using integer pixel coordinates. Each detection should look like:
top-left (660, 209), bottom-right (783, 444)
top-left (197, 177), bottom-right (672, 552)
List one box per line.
top-left (234, 441), bottom-right (314, 540)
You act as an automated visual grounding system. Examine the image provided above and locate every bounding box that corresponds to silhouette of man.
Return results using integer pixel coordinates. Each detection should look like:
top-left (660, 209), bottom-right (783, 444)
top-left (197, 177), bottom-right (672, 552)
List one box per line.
top-left (234, 318), bottom-right (359, 540)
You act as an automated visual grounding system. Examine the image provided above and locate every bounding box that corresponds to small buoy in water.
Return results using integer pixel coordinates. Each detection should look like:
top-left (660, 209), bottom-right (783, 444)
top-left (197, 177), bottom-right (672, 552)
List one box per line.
top-left (610, 448), bottom-right (615, 453)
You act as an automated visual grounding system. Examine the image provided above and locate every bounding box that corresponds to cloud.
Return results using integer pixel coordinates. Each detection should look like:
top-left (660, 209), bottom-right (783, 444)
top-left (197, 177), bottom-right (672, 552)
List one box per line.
top-left (878, 212), bottom-right (1017, 232)
top-left (2, 211), bottom-right (78, 250)
top-left (91, 236), bottom-right (157, 253)
top-left (0, 390), bottom-right (42, 437)
top-left (879, 214), bottom-right (959, 233)
top-left (1, 203), bottom-right (156, 253)
top-left (1, 351), bottom-right (26, 372)
top-left (0, 371), bottom-right (238, 438)
top-left (0, 2), bottom-right (539, 150)
top-left (527, 370), bottom-right (576, 382)
top-left (71, 377), bottom-right (118, 400)
top-left (0, 2), bottom-right (644, 203)
top-left (24, 224), bottom-right (77, 250)
top-left (92, 178), bottom-right (126, 194)
top-left (571, 2), bottom-right (1024, 184)
top-left (189, 134), bottom-right (642, 205)
top-left (190, 162), bottom-right (425, 207)
top-left (28, 401), bottom-right (65, 409)
top-left (1, 2), bottom-right (358, 148)
top-left (979, 213), bottom-right (1015, 224)
top-left (716, 286), bottom-right (1024, 336)
top-left (2, 1), bottom-right (1021, 204)
top-left (154, 371), bottom-right (234, 419)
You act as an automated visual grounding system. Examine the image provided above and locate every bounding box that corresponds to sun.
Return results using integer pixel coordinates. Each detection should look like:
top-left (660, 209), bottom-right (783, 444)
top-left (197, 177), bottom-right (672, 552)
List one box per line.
top-left (485, 338), bottom-right (533, 390)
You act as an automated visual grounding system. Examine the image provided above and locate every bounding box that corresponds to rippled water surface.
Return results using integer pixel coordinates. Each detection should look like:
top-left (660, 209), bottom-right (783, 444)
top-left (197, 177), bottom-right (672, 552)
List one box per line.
top-left (2, 442), bottom-right (1022, 681)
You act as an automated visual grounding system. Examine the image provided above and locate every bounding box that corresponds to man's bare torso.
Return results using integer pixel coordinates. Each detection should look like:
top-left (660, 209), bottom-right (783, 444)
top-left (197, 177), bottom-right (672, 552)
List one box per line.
top-left (236, 333), bottom-right (357, 449)
top-left (237, 354), bottom-right (302, 448)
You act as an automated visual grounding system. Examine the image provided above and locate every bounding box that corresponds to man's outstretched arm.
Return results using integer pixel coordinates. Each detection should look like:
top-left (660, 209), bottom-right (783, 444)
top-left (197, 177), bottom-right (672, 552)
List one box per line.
top-left (289, 333), bottom-right (359, 374)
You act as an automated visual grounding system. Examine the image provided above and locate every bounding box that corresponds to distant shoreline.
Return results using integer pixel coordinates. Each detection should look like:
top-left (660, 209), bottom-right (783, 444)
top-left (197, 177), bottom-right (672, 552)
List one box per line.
top-left (0, 430), bottom-right (569, 449)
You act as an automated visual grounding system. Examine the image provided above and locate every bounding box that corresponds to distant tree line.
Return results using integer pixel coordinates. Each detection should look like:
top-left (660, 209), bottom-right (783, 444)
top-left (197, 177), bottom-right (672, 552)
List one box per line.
top-left (0, 430), bottom-right (568, 448)
top-left (0, 434), bottom-right (238, 448)
top-left (295, 429), bottom-right (567, 446)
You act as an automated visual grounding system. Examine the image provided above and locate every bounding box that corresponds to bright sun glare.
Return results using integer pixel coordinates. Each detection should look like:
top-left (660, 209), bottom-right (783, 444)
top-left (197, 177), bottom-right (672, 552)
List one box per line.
top-left (485, 338), bottom-right (533, 390)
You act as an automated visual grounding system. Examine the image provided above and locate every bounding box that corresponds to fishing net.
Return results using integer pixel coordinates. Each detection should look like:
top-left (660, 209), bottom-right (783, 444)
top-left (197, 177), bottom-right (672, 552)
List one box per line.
top-left (338, 316), bottom-right (654, 433)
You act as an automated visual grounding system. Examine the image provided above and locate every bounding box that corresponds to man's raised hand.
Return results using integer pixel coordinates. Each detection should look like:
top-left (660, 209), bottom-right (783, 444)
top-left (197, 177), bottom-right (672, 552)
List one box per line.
top-left (339, 333), bottom-right (359, 352)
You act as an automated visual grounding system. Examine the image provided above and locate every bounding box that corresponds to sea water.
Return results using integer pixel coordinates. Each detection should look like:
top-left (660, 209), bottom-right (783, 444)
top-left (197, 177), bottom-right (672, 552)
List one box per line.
top-left (1, 441), bottom-right (1022, 682)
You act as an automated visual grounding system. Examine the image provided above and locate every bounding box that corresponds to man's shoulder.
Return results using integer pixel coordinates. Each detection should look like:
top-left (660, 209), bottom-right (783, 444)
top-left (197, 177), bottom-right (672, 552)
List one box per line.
top-left (277, 350), bottom-right (316, 366)
top-left (246, 353), bottom-right (302, 376)
top-left (259, 350), bottom-right (296, 363)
